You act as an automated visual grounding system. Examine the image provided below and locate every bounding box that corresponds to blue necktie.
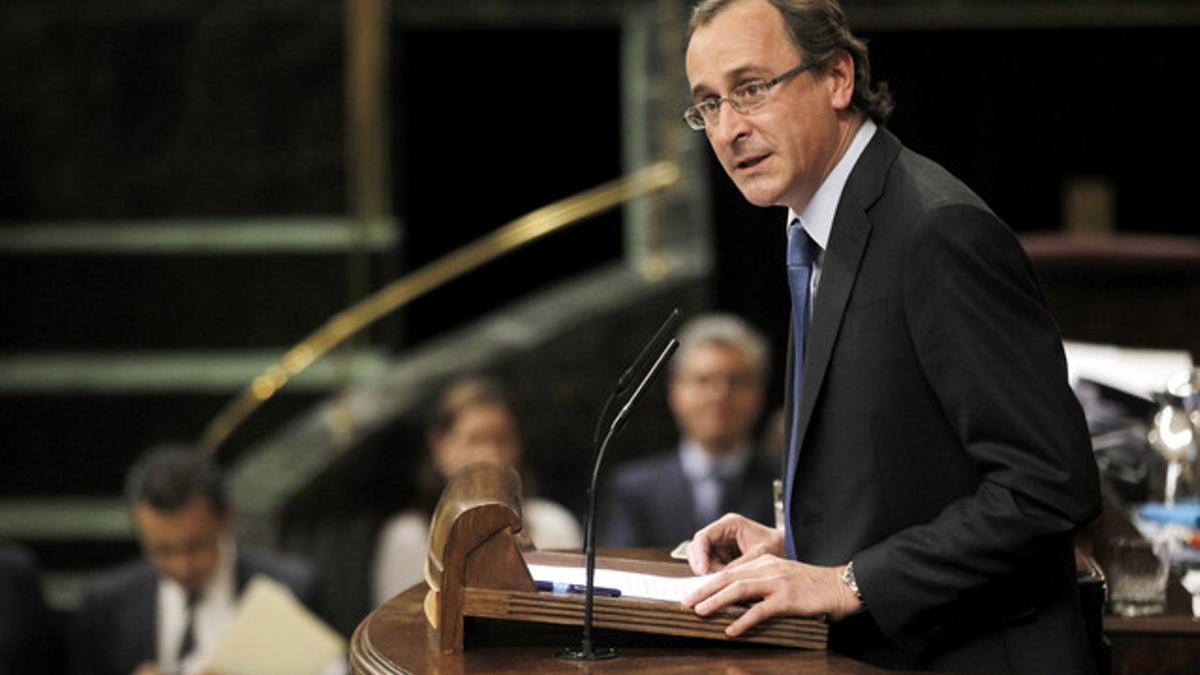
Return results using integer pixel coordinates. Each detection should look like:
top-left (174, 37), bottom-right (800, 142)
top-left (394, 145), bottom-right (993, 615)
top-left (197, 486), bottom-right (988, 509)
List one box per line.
top-left (784, 222), bottom-right (816, 560)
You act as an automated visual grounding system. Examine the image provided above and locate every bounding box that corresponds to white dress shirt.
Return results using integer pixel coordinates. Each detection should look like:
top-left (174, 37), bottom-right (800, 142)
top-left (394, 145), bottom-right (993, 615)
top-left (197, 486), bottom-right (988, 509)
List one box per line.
top-left (678, 440), bottom-right (753, 525)
top-left (156, 537), bottom-right (237, 675)
top-left (787, 118), bottom-right (878, 298)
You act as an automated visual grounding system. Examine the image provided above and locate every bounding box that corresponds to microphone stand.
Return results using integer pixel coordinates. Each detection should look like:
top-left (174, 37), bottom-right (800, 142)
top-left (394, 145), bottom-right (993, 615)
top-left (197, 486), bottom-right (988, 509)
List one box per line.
top-left (558, 337), bottom-right (679, 661)
top-left (584, 308), bottom-right (681, 546)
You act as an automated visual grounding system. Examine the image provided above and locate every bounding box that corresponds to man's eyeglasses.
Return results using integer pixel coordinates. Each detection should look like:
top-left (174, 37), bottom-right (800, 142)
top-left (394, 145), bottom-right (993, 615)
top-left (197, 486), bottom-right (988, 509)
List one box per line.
top-left (676, 372), bottom-right (760, 392)
top-left (683, 62), bottom-right (814, 131)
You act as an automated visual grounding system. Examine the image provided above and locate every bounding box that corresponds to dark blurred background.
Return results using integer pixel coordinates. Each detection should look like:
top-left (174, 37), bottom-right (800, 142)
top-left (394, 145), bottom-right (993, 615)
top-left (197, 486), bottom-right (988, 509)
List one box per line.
top-left (2, 0), bottom-right (1199, 642)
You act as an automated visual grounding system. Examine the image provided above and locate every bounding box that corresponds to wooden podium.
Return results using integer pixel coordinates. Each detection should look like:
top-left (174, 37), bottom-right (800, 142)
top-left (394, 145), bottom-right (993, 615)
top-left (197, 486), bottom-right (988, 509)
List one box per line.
top-left (351, 462), bottom-right (839, 673)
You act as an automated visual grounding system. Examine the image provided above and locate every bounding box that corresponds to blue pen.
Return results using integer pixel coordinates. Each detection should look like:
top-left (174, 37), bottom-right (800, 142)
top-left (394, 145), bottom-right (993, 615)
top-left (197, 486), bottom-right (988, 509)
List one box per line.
top-left (534, 580), bottom-right (622, 597)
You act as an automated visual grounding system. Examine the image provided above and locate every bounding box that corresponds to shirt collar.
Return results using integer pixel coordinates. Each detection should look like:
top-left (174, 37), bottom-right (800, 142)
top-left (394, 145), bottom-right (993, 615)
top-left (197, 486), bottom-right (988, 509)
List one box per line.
top-left (786, 118), bottom-right (877, 248)
top-left (678, 439), bottom-right (752, 482)
top-left (160, 535), bottom-right (237, 605)
top-left (157, 536), bottom-right (238, 671)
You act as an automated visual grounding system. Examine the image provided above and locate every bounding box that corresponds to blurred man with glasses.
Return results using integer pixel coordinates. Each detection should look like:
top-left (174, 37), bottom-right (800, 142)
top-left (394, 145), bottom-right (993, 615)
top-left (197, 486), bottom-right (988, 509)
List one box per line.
top-left (600, 314), bottom-right (776, 548)
top-left (678, 1), bottom-right (1101, 672)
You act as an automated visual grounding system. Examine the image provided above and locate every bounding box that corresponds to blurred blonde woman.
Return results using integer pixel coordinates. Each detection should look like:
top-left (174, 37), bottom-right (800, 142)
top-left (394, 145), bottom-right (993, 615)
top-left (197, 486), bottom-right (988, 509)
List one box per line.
top-left (371, 376), bottom-right (581, 606)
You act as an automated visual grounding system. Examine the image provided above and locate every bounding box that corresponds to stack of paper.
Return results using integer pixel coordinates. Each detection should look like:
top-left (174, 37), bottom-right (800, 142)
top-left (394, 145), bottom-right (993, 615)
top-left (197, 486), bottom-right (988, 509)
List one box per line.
top-left (526, 563), bottom-right (715, 603)
top-left (203, 575), bottom-right (346, 675)
top-left (1063, 341), bottom-right (1193, 400)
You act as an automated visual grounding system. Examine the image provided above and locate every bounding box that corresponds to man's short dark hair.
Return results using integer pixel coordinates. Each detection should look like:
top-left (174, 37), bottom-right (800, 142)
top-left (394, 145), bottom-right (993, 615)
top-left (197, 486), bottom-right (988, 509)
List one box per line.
top-left (689, 0), bottom-right (894, 124)
top-left (124, 443), bottom-right (230, 517)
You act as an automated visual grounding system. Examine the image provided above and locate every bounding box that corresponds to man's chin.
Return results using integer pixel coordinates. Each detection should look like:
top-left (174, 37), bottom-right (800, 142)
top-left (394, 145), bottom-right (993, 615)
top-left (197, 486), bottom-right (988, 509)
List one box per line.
top-left (176, 577), bottom-right (208, 594)
top-left (732, 181), bottom-right (782, 208)
top-left (700, 437), bottom-right (743, 454)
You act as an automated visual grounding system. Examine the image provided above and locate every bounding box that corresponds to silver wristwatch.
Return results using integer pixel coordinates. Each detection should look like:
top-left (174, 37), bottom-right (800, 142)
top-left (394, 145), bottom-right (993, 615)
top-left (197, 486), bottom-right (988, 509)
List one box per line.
top-left (841, 561), bottom-right (865, 605)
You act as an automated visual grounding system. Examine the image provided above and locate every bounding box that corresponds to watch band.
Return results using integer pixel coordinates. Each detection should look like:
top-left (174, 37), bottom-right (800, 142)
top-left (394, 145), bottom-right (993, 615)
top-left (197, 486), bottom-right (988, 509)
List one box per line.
top-left (841, 561), bottom-right (865, 605)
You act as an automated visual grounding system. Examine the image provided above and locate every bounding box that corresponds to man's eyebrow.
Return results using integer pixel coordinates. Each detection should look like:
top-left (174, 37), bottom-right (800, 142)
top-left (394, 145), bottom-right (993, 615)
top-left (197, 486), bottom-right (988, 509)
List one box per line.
top-left (690, 82), bottom-right (716, 100)
top-left (690, 65), bottom-right (770, 99)
top-left (727, 65), bottom-right (770, 82)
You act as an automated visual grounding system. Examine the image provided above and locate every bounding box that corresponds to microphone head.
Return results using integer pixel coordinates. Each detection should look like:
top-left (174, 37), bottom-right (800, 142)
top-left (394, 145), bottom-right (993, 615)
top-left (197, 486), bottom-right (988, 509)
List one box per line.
top-left (615, 308), bottom-right (682, 392)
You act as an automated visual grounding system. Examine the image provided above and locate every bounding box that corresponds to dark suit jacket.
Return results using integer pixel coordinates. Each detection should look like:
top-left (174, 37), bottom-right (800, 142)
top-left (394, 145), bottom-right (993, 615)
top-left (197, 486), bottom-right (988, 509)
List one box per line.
top-left (1, 543), bottom-right (54, 675)
top-left (784, 127), bottom-right (1101, 673)
top-left (599, 447), bottom-right (777, 548)
top-left (71, 548), bottom-right (323, 675)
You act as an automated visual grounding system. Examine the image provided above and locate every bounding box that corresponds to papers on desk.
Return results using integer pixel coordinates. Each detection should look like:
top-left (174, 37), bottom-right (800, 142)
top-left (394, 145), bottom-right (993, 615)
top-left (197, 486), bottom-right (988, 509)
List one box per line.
top-left (202, 575), bottom-right (346, 675)
top-left (527, 563), bottom-right (715, 603)
top-left (1063, 340), bottom-right (1193, 400)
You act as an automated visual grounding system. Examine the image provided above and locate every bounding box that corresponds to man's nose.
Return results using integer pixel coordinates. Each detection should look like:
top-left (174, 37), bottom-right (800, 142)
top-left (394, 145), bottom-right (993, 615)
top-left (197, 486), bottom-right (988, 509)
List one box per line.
top-left (698, 375), bottom-right (737, 395)
top-left (709, 101), bottom-right (750, 145)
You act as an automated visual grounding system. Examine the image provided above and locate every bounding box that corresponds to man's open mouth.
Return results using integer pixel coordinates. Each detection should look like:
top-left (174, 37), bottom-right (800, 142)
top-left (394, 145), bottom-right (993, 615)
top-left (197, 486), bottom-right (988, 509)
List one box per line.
top-left (737, 155), bottom-right (768, 170)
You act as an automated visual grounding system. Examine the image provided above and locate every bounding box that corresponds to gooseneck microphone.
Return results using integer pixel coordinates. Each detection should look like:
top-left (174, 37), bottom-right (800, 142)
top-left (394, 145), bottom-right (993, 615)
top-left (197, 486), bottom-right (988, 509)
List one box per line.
top-left (583, 308), bottom-right (682, 551)
top-left (589, 308), bottom-right (683, 452)
top-left (559, 309), bottom-right (681, 661)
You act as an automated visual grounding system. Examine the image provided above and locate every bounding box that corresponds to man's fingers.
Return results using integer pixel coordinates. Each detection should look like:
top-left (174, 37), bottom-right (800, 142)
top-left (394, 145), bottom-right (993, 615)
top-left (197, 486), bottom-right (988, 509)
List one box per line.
top-left (686, 558), bottom-right (844, 637)
top-left (683, 553), bottom-right (777, 608)
top-left (722, 542), bottom-right (766, 571)
top-left (687, 517), bottom-right (742, 574)
top-left (693, 575), bottom-right (769, 616)
top-left (686, 537), bottom-right (711, 575)
top-left (681, 567), bottom-right (728, 608)
top-left (725, 595), bottom-right (778, 636)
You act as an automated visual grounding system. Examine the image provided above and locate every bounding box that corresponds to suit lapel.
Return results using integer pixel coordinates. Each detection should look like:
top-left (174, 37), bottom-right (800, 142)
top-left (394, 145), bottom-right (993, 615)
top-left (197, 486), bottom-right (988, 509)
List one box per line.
top-left (665, 453), bottom-right (701, 536)
top-left (790, 128), bottom-right (900, 454)
top-left (127, 565), bottom-right (159, 664)
top-left (793, 204), bottom-right (871, 444)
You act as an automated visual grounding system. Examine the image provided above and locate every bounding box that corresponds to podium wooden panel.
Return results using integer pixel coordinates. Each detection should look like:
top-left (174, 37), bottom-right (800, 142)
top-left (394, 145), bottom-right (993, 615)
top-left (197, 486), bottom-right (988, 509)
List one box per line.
top-left (351, 582), bottom-right (884, 674)
top-left (413, 461), bottom-right (826, 656)
top-left (352, 462), bottom-right (846, 671)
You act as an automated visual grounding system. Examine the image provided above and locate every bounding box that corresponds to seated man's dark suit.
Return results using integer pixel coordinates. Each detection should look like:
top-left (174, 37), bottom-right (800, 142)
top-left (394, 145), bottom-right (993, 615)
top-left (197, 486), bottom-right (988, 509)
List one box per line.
top-left (71, 548), bottom-right (323, 675)
top-left (600, 449), bottom-right (776, 547)
top-left (786, 126), bottom-right (1101, 672)
top-left (1, 543), bottom-right (55, 674)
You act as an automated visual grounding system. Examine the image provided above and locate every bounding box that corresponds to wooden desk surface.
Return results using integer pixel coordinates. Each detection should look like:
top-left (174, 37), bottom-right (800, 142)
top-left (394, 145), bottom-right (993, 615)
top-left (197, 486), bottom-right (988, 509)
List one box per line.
top-left (352, 583), bottom-right (886, 674)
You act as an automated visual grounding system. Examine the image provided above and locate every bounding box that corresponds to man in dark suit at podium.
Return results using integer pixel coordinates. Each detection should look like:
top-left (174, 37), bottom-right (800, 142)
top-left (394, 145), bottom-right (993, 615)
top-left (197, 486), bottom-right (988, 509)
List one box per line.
top-left (599, 314), bottom-right (776, 548)
top-left (679, 1), bottom-right (1101, 672)
top-left (71, 445), bottom-right (325, 675)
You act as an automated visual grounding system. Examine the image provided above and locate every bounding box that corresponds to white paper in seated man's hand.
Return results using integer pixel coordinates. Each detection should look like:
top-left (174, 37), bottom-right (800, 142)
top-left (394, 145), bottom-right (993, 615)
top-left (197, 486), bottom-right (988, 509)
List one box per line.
top-left (202, 575), bottom-right (346, 675)
top-left (527, 563), bottom-right (716, 603)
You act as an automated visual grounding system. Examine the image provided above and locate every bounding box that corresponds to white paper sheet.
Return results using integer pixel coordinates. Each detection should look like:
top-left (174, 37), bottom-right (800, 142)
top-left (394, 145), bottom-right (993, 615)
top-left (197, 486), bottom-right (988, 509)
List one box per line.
top-left (527, 563), bottom-right (715, 603)
top-left (1063, 340), bottom-right (1194, 400)
top-left (202, 575), bottom-right (346, 675)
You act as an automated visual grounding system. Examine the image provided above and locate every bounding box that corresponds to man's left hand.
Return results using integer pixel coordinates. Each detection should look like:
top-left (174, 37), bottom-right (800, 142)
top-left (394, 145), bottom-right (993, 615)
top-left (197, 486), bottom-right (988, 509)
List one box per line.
top-left (680, 555), bottom-right (863, 636)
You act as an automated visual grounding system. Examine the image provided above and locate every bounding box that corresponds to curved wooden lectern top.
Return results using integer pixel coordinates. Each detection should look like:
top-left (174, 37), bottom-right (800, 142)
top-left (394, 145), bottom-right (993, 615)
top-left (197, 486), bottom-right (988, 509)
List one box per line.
top-left (353, 462), bottom-right (852, 673)
top-left (352, 583), bottom-right (882, 674)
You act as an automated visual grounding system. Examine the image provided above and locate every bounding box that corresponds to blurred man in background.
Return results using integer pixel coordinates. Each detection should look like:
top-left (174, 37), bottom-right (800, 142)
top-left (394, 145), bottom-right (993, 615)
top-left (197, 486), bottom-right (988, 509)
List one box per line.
top-left (600, 313), bottom-right (776, 547)
top-left (72, 444), bottom-right (325, 675)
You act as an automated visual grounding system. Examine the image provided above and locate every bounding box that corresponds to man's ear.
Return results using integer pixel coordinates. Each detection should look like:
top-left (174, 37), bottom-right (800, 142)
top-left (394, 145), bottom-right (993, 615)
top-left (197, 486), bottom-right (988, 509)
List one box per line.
top-left (824, 48), bottom-right (856, 111)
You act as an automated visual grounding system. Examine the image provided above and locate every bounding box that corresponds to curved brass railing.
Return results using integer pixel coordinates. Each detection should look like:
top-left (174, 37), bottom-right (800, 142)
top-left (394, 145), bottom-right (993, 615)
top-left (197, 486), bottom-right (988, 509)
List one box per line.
top-left (198, 160), bottom-right (681, 454)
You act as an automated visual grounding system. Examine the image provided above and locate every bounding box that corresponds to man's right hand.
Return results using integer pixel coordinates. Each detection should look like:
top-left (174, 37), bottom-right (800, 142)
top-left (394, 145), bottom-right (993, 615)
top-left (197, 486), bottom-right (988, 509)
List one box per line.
top-left (685, 513), bottom-right (785, 575)
top-left (132, 663), bottom-right (162, 675)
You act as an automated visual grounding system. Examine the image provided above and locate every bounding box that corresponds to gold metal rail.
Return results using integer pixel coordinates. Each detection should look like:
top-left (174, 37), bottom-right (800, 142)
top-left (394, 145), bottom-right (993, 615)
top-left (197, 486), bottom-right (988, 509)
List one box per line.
top-left (198, 160), bottom-right (681, 454)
